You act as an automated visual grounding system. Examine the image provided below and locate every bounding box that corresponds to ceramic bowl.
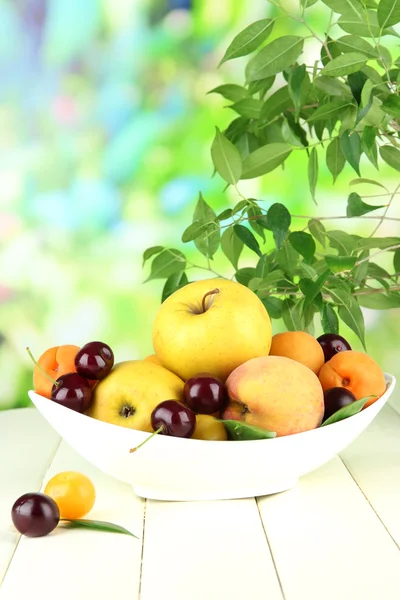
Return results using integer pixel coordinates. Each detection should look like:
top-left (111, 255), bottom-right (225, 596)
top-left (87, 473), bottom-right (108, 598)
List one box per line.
top-left (28, 373), bottom-right (396, 501)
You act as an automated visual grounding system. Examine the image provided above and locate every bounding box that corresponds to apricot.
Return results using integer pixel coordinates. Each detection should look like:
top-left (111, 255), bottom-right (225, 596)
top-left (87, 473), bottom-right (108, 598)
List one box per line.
top-left (222, 356), bottom-right (324, 437)
top-left (144, 354), bottom-right (162, 366)
top-left (269, 331), bottom-right (325, 375)
top-left (33, 345), bottom-right (80, 399)
top-left (318, 350), bottom-right (386, 408)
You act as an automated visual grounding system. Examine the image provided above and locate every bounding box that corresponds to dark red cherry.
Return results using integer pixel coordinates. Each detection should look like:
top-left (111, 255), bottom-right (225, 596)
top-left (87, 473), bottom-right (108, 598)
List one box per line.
top-left (11, 493), bottom-right (59, 537)
top-left (323, 387), bottom-right (357, 420)
top-left (151, 400), bottom-right (196, 438)
top-left (51, 372), bottom-right (92, 413)
top-left (75, 341), bottom-right (114, 380)
top-left (184, 373), bottom-right (227, 414)
top-left (317, 333), bottom-right (351, 362)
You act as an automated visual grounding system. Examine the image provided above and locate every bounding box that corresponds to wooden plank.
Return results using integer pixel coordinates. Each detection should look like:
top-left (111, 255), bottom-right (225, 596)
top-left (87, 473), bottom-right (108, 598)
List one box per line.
top-left (0, 408), bottom-right (60, 584)
top-left (0, 439), bottom-right (145, 600)
top-left (340, 403), bottom-right (400, 547)
top-left (257, 456), bottom-right (400, 600)
top-left (140, 498), bottom-right (283, 600)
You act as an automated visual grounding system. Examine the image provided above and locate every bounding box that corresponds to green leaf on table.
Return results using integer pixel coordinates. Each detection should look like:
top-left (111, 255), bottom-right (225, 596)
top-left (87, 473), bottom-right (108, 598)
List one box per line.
top-left (381, 96), bottom-right (400, 120)
top-left (260, 86), bottom-right (293, 121)
top-left (346, 192), bottom-right (386, 217)
top-left (326, 137), bottom-right (346, 183)
top-left (162, 271), bottom-right (189, 303)
top-left (336, 35), bottom-right (377, 59)
top-left (219, 18), bottom-right (275, 66)
top-left (308, 219), bottom-right (326, 247)
top-left (235, 267), bottom-right (256, 286)
top-left (246, 36), bottom-right (304, 81)
top-left (314, 76), bottom-right (353, 97)
top-left (325, 254), bottom-right (357, 272)
top-left (233, 224), bottom-right (262, 257)
top-left (221, 227), bottom-right (243, 270)
top-left (219, 420), bottom-right (276, 441)
top-left (192, 193), bottom-right (220, 259)
top-left (380, 145), bottom-right (400, 172)
top-left (208, 84), bottom-right (249, 103)
top-left (282, 298), bottom-right (303, 331)
top-left (308, 147), bottom-right (318, 204)
top-left (377, 0), bottom-right (400, 29)
top-left (308, 100), bottom-right (353, 123)
top-left (241, 144), bottom-right (292, 179)
top-left (326, 230), bottom-right (357, 255)
top-left (321, 52), bottom-right (368, 77)
top-left (230, 98), bottom-right (262, 120)
top-left (142, 246), bottom-right (164, 267)
top-left (145, 249), bottom-right (186, 282)
top-left (211, 127), bottom-right (242, 184)
top-left (289, 232), bottom-right (316, 262)
top-left (60, 519), bottom-right (138, 537)
top-left (261, 296), bottom-right (283, 319)
top-left (328, 287), bottom-right (366, 348)
top-left (321, 396), bottom-right (374, 427)
top-left (394, 248), bottom-right (400, 273)
top-left (358, 292), bottom-right (400, 309)
top-left (321, 303), bottom-right (339, 334)
top-left (340, 130), bottom-right (361, 176)
top-left (350, 178), bottom-right (387, 191)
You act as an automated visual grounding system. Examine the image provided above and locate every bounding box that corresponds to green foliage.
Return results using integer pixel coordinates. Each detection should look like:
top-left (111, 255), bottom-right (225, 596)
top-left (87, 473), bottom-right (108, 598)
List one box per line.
top-left (143, 0), bottom-right (400, 344)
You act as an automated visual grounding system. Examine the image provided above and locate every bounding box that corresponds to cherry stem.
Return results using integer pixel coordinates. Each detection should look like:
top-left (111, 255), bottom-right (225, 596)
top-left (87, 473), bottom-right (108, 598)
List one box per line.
top-left (201, 288), bottom-right (220, 313)
top-left (129, 425), bottom-right (164, 453)
top-left (25, 347), bottom-right (59, 387)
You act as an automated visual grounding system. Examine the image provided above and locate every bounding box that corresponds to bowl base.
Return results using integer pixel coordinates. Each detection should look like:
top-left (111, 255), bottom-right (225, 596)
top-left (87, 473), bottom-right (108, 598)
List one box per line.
top-left (132, 478), bottom-right (299, 502)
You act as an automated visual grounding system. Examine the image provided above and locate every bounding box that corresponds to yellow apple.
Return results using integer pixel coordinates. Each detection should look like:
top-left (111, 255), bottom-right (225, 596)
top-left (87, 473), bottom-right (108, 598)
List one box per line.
top-left (152, 278), bottom-right (272, 382)
top-left (86, 360), bottom-right (184, 432)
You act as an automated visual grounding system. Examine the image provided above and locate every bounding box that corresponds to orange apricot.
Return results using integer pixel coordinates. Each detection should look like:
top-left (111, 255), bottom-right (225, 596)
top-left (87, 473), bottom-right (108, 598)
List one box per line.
top-left (318, 350), bottom-right (386, 408)
top-left (33, 345), bottom-right (80, 399)
top-left (269, 331), bottom-right (325, 375)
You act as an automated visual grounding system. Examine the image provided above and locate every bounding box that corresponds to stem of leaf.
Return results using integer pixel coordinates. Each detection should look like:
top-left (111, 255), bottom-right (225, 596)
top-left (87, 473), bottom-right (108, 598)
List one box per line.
top-left (369, 183), bottom-right (400, 238)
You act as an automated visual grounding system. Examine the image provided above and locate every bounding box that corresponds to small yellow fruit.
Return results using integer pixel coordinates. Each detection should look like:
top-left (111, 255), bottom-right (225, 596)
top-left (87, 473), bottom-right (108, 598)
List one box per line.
top-left (191, 414), bottom-right (228, 441)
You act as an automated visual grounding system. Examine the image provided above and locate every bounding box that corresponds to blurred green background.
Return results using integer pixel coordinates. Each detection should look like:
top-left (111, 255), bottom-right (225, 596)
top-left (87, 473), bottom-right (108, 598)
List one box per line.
top-left (0, 0), bottom-right (399, 410)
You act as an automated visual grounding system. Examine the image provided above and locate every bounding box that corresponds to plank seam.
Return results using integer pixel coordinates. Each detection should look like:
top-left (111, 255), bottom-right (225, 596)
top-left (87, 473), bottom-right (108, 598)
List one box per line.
top-left (255, 497), bottom-right (286, 600)
top-left (338, 455), bottom-right (400, 551)
top-left (138, 498), bottom-right (147, 600)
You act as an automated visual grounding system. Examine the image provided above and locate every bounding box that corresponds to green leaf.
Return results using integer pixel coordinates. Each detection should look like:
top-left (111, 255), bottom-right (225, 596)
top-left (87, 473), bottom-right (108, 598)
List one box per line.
top-left (236, 133), bottom-right (260, 160)
top-left (282, 298), bottom-right (303, 331)
top-left (208, 84), bottom-right (249, 102)
top-left (247, 205), bottom-right (266, 241)
top-left (321, 396), bottom-right (372, 427)
top-left (235, 267), bottom-right (256, 286)
top-left (320, 37), bottom-right (342, 67)
top-left (289, 231), bottom-right (316, 262)
top-left (358, 292), bottom-right (400, 309)
top-left (230, 98), bottom-right (262, 120)
top-left (193, 193), bottom-right (220, 258)
top-left (266, 203), bottom-right (291, 232)
top-left (308, 147), bottom-right (318, 203)
top-left (321, 303), bottom-right (339, 334)
top-left (217, 208), bottom-right (233, 221)
top-left (377, 0), bottom-right (400, 29)
top-left (303, 270), bottom-right (331, 308)
top-left (162, 271), bottom-right (189, 303)
top-left (289, 64), bottom-right (307, 119)
top-left (394, 248), bottom-right (400, 273)
top-left (231, 199), bottom-right (250, 216)
top-left (301, 0), bottom-right (319, 7)
top-left (246, 36), bottom-right (304, 81)
top-left (326, 137), bottom-right (346, 183)
top-left (326, 230), bottom-right (357, 255)
top-left (248, 76), bottom-right (276, 96)
top-left (308, 100), bottom-right (353, 123)
top-left (241, 144), bottom-right (292, 179)
top-left (219, 19), bottom-right (275, 66)
top-left (255, 254), bottom-right (270, 278)
top-left (356, 236), bottom-right (400, 250)
top-left (277, 242), bottom-right (300, 276)
top-left (350, 178), bottom-right (387, 191)
top-left (380, 145), bottom-right (400, 172)
top-left (233, 224), bottom-right (262, 257)
top-left (224, 117), bottom-right (250, 144)
top-left (219, 419), bottom-right (276, 441)
top-left (329, 287), bottom-right (366, 348)
top-left (221, 226), bottom-right (244, 270)
top-left (321, 0), bottom-right (364, 13)
top-left (181, 220), bottom-right (208, 243)
top-left (249, 270), bottom-right (287, 291)
top-left (336, 35), bottom-right (377, 59)
top-left (314, 76), bottom-right (353, 97)
top-left (146, 249), bottom-right (186, 282)
top-left (321, 52), bottom-right (368, 77)
top-left (347, 192), bottom-right (386, 217)
top-left (353, 249), bottom-right (369, 284)
top-left (260, 86), bottom-right (293, 121)
top-left (60, 519), bottom-right (137, 537)
top-left (340, 130), bottom-right (361, 176)
top-left (261, 296), bottom-right (283, 318)
top-left (381, 96), bottom-right (400, 120)
top-left (142, 246), bottom-right (164, 267)
top-left (325, 254), bottom-right (357, 272)
top-left (362, 126), bottom-right (379, 169)
top-left (211, 127), bottom-right (242, 185)
top-left (308, 219), bottom-right (326, 247)
top-left (367, 263), bottom-right (391, 279)
top-left (338, 9), bottom-right (399, 37)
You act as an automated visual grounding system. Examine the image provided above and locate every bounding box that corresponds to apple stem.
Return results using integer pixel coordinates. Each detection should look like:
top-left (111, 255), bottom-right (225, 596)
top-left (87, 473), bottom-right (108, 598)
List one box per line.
top-left (201, 288), bottom-right (220, 313)
top-left (25, 347), bottom-right (59, 387)
top-left (129, 426), bottom-right (165, 453)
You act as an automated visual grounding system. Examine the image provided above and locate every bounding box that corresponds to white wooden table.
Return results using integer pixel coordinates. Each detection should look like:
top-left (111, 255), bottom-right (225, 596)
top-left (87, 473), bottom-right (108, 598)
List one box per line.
top-left (1, 405), bottom-right (400, 600)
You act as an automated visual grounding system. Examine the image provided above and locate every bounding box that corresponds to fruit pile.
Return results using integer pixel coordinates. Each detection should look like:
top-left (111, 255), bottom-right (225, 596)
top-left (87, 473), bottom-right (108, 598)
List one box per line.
top-left (29, 279), bottom-right (387, 443)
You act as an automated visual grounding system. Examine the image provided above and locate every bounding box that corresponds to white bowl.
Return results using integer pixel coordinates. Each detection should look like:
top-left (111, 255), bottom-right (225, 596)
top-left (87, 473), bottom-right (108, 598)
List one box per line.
top-left (28, 373), bottom-right (396, 501)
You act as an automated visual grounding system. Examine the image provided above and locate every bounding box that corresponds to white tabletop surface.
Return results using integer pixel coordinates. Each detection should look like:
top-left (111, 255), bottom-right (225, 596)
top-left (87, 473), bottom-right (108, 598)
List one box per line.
top-left (1, 404), bottom-right (400, 600)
